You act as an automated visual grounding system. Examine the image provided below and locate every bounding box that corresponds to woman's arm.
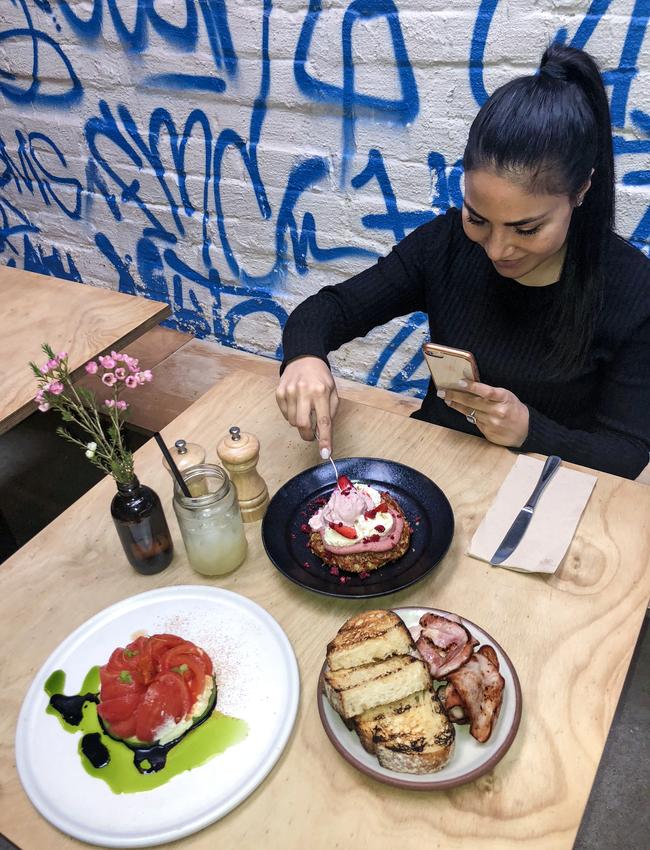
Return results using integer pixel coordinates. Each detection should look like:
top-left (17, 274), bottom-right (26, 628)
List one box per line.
top-left (281, 223), bottom-right (433, 369)
top-left (278, 215), bottom-right (444, 451)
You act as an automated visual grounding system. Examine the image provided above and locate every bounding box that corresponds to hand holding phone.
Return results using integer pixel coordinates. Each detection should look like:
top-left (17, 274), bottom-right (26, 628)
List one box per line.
top-left (422, 343), bottom-right (479, 391)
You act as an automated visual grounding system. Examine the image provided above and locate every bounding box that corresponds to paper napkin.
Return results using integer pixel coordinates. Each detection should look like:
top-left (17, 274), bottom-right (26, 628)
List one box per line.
top-left (468, 455), bottom-right (597, 574)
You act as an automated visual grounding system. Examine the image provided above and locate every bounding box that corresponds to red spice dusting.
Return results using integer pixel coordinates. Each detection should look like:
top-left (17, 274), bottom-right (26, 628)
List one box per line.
top-left (339, 576), bottom-right (350, 584)
top-left (374, 524), bottom-right (385, 533)
top-left (300, 524), bottom-right (310, 533)
top-left (329, 566), bottom-right (340, 576)
top-left (359, 571), bottom-right (370, 580)
top-left (315, 497), bottom-right (327, 506)
top-left (361, 534), bottom-right (381, 544)
top-left (302, 562), bottom-right (311, 569)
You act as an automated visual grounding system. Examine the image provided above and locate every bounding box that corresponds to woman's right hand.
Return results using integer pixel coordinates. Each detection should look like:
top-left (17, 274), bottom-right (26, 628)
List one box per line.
top-left (275, 356), bottom-right (339, 457)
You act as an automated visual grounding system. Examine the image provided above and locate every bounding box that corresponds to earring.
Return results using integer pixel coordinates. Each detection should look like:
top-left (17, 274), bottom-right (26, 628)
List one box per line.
top-left (576, 197), bottom-right (584, 207)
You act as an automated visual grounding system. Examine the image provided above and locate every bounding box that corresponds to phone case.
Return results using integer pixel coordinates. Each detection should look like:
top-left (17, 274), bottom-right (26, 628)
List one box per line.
top-left (422, 343), bottom-right (479, 390)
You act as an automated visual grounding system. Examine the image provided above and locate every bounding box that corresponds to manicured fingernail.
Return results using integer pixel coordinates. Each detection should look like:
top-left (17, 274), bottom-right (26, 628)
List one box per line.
top-left (457, 380), bottom-right (468, 388)
top-left (436, 389), bottom-right (446, 399)
top-left (320, 447), bottom-right (331, 459)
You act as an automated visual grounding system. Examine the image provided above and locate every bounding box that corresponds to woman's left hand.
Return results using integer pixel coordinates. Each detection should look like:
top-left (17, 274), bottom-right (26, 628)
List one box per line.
top-left (438, 380), bottom-right (530, 448)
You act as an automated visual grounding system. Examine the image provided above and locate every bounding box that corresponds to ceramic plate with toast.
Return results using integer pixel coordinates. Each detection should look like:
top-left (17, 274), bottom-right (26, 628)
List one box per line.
top-left (262, 458), bottom-right (454, 598)
top-left (317, 607), bottom-right (521, 789)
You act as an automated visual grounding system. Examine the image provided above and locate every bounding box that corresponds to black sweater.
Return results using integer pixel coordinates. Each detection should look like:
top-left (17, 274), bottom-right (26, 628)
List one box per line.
top-left (281, 208), bottom-right (650, 479)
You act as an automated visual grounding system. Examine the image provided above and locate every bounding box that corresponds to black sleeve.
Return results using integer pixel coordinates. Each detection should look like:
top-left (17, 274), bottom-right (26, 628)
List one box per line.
top-left (280, 213), bottom-right (453, 370)
top-left (520, 315), bottom-right (650, 479)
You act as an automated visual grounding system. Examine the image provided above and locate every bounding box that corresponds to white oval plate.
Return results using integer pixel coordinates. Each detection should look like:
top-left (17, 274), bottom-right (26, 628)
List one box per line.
top-left (16, 586), bottom-right (300, 847)
top-left (318, 607), bottom-right (521, 789)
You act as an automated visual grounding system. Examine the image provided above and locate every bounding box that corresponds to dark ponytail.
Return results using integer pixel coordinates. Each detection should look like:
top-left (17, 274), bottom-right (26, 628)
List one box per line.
top-left (463, 44), bottom-right (615, 371)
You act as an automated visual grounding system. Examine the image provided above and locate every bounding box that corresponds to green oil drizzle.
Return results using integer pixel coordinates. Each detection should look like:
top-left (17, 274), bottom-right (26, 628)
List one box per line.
top-left (45, 668), bottom-right (249, 794)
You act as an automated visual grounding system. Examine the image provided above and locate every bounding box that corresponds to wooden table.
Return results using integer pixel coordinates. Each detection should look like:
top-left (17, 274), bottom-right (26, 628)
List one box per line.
top-left (0, 267), bottom-right (170, 434)
top-left (1, 371), bottom-right (649, 850)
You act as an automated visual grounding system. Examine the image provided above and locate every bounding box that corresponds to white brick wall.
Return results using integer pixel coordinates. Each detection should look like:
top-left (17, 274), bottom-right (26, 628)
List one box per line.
top-left (0, 0), bottom-right (648, 395)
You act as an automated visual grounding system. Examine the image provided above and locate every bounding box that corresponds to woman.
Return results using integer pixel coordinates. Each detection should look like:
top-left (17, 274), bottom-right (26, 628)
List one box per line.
top-left (276, 44), bottom-right (650, 480)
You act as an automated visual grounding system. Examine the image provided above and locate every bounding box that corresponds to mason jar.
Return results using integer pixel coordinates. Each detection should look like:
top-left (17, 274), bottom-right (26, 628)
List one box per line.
top-left (172, 464), bottom-right (247, 576)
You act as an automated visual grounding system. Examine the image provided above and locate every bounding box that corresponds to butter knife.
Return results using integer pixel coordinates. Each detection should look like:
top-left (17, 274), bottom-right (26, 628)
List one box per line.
top-left (490, 455), bottom-right (562, 566)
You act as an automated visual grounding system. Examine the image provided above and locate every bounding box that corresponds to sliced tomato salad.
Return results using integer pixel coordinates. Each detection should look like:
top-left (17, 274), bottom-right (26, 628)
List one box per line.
top-left (97, 633), bottom-right (214, 744)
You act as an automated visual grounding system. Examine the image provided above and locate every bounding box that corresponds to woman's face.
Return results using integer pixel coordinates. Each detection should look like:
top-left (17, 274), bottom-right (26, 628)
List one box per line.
top-left (462, 169), bottom-right (578, 285)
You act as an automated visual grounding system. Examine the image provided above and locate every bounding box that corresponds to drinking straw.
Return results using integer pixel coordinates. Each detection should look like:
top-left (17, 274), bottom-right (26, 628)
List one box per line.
top-left (153, 432), bottom-right (192, 497)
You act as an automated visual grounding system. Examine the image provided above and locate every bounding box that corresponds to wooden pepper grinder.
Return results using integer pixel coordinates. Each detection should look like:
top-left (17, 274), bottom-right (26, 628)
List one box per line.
top-left (217, 426), bottom-right (269, 522)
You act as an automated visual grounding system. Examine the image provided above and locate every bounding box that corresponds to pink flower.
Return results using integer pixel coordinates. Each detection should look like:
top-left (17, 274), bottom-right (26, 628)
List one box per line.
top-left (48, 381), bottom-right (64, 396)
top-left (111, 351), bottom-right (123, 361)
top-left (85, 361), bottom-right (98, 375)
top-left (125, 356), bottom-right (139, 372)
top-left (41, 358), bottom-right (58, 373)
top-left (34, 390), bottom-right (45, 403)
top-left (125, 375), bottom-right (138, 389)
top-left (104, 399), bottom-right (115, 409)
top-left (114, 367), bottom-right (127, 380)
top-left (116, 400), bottom-right (128, 411)
top-left (38, 402), bottom-right (50, 412)
top-left (98, 355), bottom-right (116, 369)
top-left (102, 372), bottom-right (117, 387)
top-left (57, 351), bottom-right (68, 360)
top-left (136, 370), bottom-right (153, 384)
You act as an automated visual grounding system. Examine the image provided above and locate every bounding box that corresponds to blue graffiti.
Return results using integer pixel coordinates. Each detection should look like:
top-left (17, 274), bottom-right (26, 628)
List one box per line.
top-left (4, 233), bottom-right (82, 279)
top-left (295, 0), bottom-right (419, 184)
top-left (0, 196), bottom-right (39, 255)
top-left (0, 0), bottom-right (82, 105)
top-left (1, 0), bottom-right (649, 398)
top-left (556, 0), bottom-right (650, 128)
top-left (57, 0), bottom-right (237, 93)
top-left (0, 129), bottom-right (83, 218)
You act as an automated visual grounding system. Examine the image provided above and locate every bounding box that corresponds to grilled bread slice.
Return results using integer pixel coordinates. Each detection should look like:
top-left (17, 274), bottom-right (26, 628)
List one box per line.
top-left (326, 609), bottom-right (415, 672)
top-left (354, 688), bottom-right (455, 774)
top-left (324, 654), bottom-right (430, 720)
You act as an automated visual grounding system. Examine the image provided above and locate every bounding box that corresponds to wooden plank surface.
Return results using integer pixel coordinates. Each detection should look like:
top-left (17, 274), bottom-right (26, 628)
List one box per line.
top-left (88, 331), bottom-right (420, 433)
top-left (1, 371), bottom-right (648, 850)
top-left (0, 267), bottom-right (170, 434)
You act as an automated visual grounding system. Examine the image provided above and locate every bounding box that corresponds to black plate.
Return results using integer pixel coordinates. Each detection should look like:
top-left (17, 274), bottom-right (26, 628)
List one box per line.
top-left (261, 457), bottom-right (454, 598)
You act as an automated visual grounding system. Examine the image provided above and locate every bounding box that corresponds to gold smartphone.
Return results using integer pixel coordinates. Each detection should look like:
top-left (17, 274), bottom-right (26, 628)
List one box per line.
top-left (422, 343), bottom-right (479, 391)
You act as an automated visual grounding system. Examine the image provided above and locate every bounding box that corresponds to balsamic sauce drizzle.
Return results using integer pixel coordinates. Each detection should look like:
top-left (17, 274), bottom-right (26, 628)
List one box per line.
top-left (49, 692), bottom-right (98, 726)
top-left (48, 686), bottom-right (217, 774)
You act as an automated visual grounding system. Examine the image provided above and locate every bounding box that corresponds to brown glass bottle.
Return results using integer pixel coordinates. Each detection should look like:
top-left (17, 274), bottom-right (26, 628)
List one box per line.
top-left (111, 477), bottom-right (173, 574)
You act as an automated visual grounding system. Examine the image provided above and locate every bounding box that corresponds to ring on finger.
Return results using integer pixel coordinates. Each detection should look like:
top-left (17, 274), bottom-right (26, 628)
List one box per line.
top-left (466, 408), bottom-right (477, 425)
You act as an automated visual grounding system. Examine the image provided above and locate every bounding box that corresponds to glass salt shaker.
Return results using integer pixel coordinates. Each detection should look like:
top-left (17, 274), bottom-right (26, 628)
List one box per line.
top-left (172, 464), bottom-right (247, 576)
top-left (163, 439), bottom-right (207, 496)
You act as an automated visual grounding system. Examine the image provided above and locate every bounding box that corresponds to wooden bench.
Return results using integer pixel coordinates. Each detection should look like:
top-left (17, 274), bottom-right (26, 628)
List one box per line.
top-left (79, 326), bottom-right (420, 434)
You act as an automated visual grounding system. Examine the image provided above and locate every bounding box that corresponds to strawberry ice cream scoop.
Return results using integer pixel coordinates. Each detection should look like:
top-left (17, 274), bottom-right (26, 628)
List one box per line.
top-left (309, 486), bottom-right (374, 531)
